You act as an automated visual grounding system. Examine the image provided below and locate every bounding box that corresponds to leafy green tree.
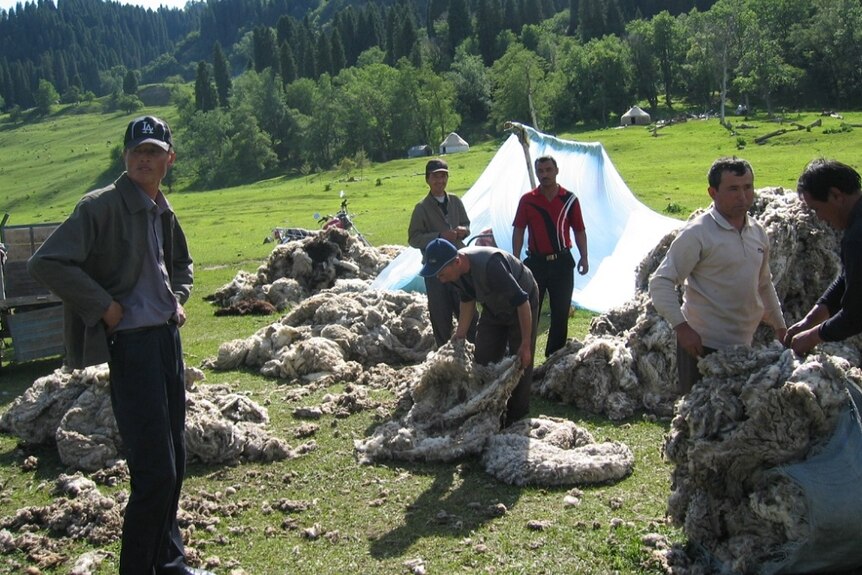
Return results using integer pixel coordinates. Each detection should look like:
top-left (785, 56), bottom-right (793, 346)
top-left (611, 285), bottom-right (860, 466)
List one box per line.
top-left (122, 69), bottom-right (138, 95)
top-left (625, 18), bottom-right (658, 111)
top-left (580, 34), bottom-right (633, 124)
top-left (213, 42), bottom-right (232, 108)
top-left (394, 62), bottom-right (461, 150)
top-left (280, 43), bottom-right (298, 85)
top-left (791, 0), bottom-right (862, 108)
top-left (118, 93), bottom-right (144, 114)
top-left (448, 47), bottom-right (492, 123)
top-left (34, 79), bottom-right (58, 116)
top-left (489, 43), bottom-right (548, 129)
top-left (334, 62), bottom-right (401, 160)
top-left (684, 0), bottom-right (746, 122)
top-left (651, 10), bottom-right (685, 109)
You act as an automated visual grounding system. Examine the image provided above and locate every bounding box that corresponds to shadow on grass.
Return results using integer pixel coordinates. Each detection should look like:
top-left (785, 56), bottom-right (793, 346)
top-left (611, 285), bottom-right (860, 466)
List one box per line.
top-left (368, 457), bottom-right (522, 561)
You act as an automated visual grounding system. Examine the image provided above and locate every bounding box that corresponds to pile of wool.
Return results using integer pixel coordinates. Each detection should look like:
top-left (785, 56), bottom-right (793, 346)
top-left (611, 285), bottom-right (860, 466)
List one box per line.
top-left (661, 343), bottom-right (862, 574)
top-left (206, 227), bottom-right (398, 314)
top-left (535, 188), bottom-right (843, 421)
top-left (481, 415), bottom-right (635, 486)
top-left (0, 365), bottom-right (297, 471)
top-left (205, 287), bottom-right (434, 379)
top-left (354, 340), bottom-right (523, 464)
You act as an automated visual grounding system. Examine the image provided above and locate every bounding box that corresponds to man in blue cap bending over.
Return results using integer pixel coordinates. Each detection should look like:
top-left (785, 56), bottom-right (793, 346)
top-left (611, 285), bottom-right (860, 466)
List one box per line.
top-left (420, 237), bottom-right (539, 426)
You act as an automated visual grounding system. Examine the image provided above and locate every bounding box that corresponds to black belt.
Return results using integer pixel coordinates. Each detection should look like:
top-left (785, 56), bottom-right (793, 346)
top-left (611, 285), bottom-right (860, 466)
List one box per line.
top-left (116, 320), bottom-right (175, 335)
top-left (532, 248), bottom-right (569, 261)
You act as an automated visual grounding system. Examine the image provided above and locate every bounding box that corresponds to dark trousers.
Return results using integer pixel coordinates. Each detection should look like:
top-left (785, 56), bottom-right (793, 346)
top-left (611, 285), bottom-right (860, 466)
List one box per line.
top-left (676, 340), bottom-right (717, 394)
top-left (474, 288), bottom-right (539, 426)
top-left (108, 323), bottom-right (187, 575)
top-left (425, 275), bottom-right (477, 347)
top-left (525, 251), bottom-right (575, 357)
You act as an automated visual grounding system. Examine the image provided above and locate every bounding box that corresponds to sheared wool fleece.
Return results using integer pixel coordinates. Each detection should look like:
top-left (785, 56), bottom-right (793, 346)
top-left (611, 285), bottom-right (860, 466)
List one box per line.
top-left (205, 227), bottom-right (400, 313)
top-left (482, 416), bottom-right (635, 486)
top-left (0, 365), bottom-right (297, 470)
top-left (662, 343), bottom-right (862, 574)
top-left (354, 340), bottom-right (523, 464)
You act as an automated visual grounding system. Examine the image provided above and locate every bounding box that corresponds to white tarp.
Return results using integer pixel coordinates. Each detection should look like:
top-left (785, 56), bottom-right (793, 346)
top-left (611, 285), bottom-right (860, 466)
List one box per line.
top-left (371, 125), bottom-right (682, 313)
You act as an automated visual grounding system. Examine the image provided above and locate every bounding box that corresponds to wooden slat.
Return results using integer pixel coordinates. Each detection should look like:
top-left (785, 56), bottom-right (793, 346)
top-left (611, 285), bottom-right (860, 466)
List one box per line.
top-left (6, 305), bottom-right (65, 362)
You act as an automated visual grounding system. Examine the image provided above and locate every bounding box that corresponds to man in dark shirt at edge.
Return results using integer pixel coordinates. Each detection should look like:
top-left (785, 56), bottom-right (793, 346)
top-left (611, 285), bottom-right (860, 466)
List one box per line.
top-left (786, 158), bottom-right (862, 354)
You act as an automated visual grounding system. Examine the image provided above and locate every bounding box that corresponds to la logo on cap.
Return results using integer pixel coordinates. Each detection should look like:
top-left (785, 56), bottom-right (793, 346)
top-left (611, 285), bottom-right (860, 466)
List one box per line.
top-left (140, 121), bottom-right (156, 135)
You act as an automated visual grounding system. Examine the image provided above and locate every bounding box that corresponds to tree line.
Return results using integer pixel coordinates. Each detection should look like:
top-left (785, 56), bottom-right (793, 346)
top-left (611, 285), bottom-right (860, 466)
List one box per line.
top-left (3, 0), bottom-right (862, 189)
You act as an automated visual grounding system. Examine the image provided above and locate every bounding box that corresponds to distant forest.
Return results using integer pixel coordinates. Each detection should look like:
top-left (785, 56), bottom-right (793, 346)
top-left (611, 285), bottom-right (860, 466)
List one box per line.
top-left (2, 0), bottom-right (861, 187)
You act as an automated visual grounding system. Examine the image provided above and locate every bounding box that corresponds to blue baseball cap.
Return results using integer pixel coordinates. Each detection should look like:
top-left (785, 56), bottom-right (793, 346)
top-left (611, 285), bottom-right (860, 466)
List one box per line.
top-left (420, 238), bottom-right (458, 277)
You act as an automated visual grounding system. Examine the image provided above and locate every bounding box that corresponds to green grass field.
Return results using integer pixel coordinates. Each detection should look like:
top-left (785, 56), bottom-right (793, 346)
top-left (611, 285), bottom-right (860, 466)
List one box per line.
top-left (1, 104), bottom-right (861, 573)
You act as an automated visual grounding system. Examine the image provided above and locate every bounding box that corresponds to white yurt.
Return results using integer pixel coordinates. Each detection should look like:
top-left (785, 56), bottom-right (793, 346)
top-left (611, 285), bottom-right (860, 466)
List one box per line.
top-left (620, 106), bottom-right (651, 126)
top-left (439, 132), bottom-right (470, 154)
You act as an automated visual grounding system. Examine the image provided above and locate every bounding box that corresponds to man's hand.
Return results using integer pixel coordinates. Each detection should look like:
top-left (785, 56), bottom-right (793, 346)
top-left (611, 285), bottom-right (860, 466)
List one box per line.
top-left (789, 326), bottom-right (821, 356)
top-left (674, 322), bottom-right (703, 358)
top-left (175, 303), bottom-right (187, 327)
top-left (577, 258), bottom-right (589, 275)
top-left (102, 301), bottom-right (123, 333)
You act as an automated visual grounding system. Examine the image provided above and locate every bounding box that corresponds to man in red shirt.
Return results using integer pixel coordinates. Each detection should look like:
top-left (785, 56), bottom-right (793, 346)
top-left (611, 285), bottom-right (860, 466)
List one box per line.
top-left (512, 155), bottom-right (589, 357)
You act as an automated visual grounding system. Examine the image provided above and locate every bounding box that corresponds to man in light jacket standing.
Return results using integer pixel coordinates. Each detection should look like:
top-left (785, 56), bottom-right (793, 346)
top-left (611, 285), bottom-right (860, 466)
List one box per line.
top-left (649, 157), bottom-right (786, 393)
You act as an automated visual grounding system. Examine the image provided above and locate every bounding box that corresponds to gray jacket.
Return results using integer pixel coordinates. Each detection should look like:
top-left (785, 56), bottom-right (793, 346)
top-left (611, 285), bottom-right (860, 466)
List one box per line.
top-left (28, 173), bottom-right (193, 368)
top-left (408, 192), bottom-right (470, 252)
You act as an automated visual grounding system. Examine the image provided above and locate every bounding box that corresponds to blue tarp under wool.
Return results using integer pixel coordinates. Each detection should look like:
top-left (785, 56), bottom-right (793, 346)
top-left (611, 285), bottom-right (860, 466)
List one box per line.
top-left (371, 125), bottom-right (682, 313)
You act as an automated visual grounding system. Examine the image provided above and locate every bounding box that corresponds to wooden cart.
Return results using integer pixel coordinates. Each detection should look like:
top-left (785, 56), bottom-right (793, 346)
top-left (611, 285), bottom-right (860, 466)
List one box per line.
top-left (0, 214), bottom-right (64, 369)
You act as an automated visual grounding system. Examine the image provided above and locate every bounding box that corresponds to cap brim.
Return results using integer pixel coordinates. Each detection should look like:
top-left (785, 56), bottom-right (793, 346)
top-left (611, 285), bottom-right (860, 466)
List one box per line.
top-left (419, 254), bottom-right (457, 277)
top-left (429, 168), bottom-right (448, 173)
top-left (126, 137), bottom-right (171, 151)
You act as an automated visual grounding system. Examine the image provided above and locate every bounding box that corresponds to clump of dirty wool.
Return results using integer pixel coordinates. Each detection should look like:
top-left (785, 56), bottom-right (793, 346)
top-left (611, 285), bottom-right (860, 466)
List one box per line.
top-left (661, 343), bottom-right (862, 574)
top-left (205, 227), bottom-right (399, 313)
top-left (481, 415), bottom-right (634, 486)
top-left (354, 339), bottom-right (523, 464)
top-left (0, 365), bottom-right (297, 470)
top-left (204, 288), bottom-right (435, 380)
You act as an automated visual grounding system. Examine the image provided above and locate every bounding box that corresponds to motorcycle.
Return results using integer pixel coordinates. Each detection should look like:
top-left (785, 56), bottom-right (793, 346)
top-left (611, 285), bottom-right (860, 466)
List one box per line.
top-left (266, 191), bottom-right (370, 246)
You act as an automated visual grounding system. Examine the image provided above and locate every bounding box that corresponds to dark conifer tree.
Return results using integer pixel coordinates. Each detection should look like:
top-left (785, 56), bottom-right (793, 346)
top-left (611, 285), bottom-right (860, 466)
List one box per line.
top-left (252, 25), bottom-right (279, 73)
top-left (448, 0), bottom-right (472, 55)
top-left (568, 0), bottom-right (579, 35)
top-left (503, 0), bottom-right (522, 32)
top-left (330, 28), bottom-right (347, 74)
top-left (194, 60), bottom-right (217, 112)
top-left (579, 0), bottom-right (606, 42)
top-left (212, 41), bottom-right (231, 108)
top-left (477, 0), bottom-right (502, 66)
top-left (316, 30), bottom-right (333, 76)
top-left (122, 69), bottom-right (138, 95)
top-left (279, 41), bottom-right (297, 84)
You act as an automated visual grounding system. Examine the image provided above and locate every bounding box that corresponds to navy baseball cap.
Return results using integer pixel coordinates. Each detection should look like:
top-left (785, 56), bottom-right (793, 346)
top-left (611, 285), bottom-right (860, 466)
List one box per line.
top-left (420, 238), bottom-right (458, 277)
top-left (124, 116), bottom-right (173, 151)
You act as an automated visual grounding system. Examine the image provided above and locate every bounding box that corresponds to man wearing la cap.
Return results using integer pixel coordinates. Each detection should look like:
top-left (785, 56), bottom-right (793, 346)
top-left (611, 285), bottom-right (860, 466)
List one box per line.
top-left (408, 158), bottom-right (477, 347)
top-left (420, 237), bottom-right (539, 426)
top-left (29, 116), bottom-right (210, 575)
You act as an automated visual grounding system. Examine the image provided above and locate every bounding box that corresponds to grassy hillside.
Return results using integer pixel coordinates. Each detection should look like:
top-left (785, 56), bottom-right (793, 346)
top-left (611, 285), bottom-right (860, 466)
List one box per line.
top-left (1, 106), bottom-right (861, 573)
